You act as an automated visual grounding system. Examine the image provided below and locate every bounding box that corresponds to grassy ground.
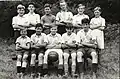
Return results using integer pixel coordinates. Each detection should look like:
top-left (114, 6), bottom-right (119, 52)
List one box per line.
top-left (0, 36), bottom-right (119, 79)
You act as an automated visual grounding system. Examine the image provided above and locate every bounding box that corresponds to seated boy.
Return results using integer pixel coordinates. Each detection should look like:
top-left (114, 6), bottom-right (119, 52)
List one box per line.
top-left (61, 23), bottom-right (77, 77)
top-left (76, 18), bottom-right (98, 79)
top-left (43, 25), bottom-right (63, 76)
top-left (15, 29), bottom-right (31, 79)
top-left (30, 23), bottom-right (47, 78)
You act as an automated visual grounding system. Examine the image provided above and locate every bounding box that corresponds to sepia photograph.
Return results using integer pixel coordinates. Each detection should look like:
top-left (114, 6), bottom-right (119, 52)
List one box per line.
top-left (0, 0), bottom-right (119, 79)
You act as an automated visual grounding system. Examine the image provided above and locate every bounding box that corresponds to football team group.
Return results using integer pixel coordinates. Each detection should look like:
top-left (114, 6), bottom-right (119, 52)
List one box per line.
top-left (12, 1), bottom-right (105, 79)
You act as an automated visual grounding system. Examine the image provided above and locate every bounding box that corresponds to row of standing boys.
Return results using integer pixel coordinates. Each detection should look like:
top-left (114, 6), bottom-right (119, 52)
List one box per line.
top-left (12, 1), bottom-right (105, 79)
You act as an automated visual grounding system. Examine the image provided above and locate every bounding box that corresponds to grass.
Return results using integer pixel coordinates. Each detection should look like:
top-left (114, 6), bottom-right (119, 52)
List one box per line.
top-left (0, 36), bottom-right (119, 79)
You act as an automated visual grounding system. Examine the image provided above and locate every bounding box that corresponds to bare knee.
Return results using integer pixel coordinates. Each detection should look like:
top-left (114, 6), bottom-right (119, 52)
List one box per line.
top-left (38, 53), bottom-right (43, 58)
top-left (23, 54), bottom-right (28, 61)
top-left (17, 55), bottom-right (22, 61)
top-left (77, 52), bottom-right (83, 57)
top-left (71, 53), bottom-right (76, 59)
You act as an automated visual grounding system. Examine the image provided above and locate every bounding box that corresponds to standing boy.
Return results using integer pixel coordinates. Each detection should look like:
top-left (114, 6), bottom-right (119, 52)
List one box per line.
top-left (43, 25), bottom-right (63, 76)
top-left (12, 4), bottom-right (29, 40)
top-left (25, 2), bottom-right (40, 37)
top-left (56, 1), bottom-right (73, 35)
top-left (30, 23), bottom-right (47, 78)
top-left (76, 18), bottom-right (98, 79)
top-left (61, 23), bottom-right (77, 77)
top-left (41, 3), bottom-right (56, 35)
top-left (72, 4), bottom-right (89, 34)
top-left (15, 29), bottom-right (31, 79)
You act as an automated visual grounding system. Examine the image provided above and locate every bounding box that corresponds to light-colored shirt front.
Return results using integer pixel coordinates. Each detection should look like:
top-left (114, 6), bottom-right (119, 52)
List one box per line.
top-left (76, 29), bottom-right (96, 44)
top-left (90, 16), bottom-right (105, 29)
top-left (24, 12), bottom-right (40, 30)
top-left (31, 33), bottom-right (47, 45)
top-left (56, 11), bottom-right (73, 22)
top-left (16, 36), bottom-right (31, 47)
top-left (62, 33), bottom-right (76, 44)
top-left (12, 15), bottom-right (29, 30)
top-left (72, 14), bottom-right (89, 25)
top-left (46, 33), bottom-right (62, 45)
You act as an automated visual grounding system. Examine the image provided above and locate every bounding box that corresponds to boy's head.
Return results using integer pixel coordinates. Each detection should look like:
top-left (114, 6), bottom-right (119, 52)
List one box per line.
top-left (17, 4), bottom-right (25, 16)
top-left (44, 3), bottom-right (52, 15)
top-left (60, 2), bottom-right (67, 11)
top-left (28, 2), bottom-right (35, 13)
top-left (35, 23), bottom-right (43, 35)
top-left (20, 29), bottom-right (27, 37)
top-left (94, 7), bottom-right (101, 17)
top-left (50, 25), bottom-right (58, 35)
top-left (77, 4), bottom-right (85, 14)
top-left (65, 23), bottom-right (74, 35)
top-left (81, 18), bottom-right (90, 32)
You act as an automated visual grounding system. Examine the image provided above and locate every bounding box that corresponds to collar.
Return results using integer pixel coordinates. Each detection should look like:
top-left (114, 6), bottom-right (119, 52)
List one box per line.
top-left (45, 14), bottom-right (52, 16)
top-left (28, 12), bottom-right (36, 16)
top-left (60, 9), bottom-right (68, 12)
top-left (35, 33), bottom-right (42, 37)
top-left (17, 15), bottom-right (25, 18)
top-left (95, 16), bottom-right (101, 18)
top-left (20, 36), bottom-right (27, 39)
top-left (77, 13), bottom-right (85, 16)
top-left (49, 33), bottom-right (58, 37)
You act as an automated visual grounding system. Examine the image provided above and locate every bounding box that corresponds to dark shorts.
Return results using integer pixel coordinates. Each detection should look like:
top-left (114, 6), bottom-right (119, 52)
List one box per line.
top-left (77, 47), bottom-right (96, 55)
top-left (16, 49), bottom-right (29, 55)
top-left (14, 30), bottom-right (20, 40)
top-left (63, 48), bottom-right (76, 54)
top-left (31, 48), bottom-right (45, 55)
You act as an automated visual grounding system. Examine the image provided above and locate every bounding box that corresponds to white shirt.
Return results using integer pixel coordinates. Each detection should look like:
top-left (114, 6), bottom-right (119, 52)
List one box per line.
top-left (73, 14), bottom-right (89, 25)
top-left (76, 29), bottom-right (96, 44)
top-left (62, 33), bottom-right (76, 44)
top-left (31, 33), bottom-right (47, 45)
top-left (46, 33), bottom-right (62, 45)
top-left (16, 36), bottom-right (31, 47)
top-left (24, 13), bottom-right (40, 30)
top-left (56, 11), bottom-right (73, 22)
top-left (12, 15), bottom-right (29, 30)
top-left (90, 16), bottom-right (105, 29)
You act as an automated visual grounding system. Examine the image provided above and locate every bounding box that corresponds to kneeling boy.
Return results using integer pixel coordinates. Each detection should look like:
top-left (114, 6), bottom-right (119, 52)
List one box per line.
top-left (76, 18), bottom-right (98, 79)
top-left (15, 29), bottom-right (31, 78)
top-left (61, 23), bottom-right (77, 77)
top-left (30, 23), bottom-right (47, 78)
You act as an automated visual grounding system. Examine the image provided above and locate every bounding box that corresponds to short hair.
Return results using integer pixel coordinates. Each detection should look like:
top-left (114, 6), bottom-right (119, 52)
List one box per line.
top-left (35, 23), bottom-right (43, 29)
top-left (81, 18), bottom-right (90, 24)
top-left (78, 4), bottom-right (85, 8)
top-left (28, 2), bottom-right (36, 7)
top-left (17, 4), bottom-right (25, 9)
top-left (65, 23), bottom-right (73, 29)
top-left (94, 6), bottom-right (101, 12)
top-left (44, 3), bottom-right (52, 8)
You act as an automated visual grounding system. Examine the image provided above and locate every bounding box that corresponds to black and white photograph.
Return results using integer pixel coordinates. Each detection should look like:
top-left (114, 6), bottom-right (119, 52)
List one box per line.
top-left (0, 0), bottom-right (119, 79)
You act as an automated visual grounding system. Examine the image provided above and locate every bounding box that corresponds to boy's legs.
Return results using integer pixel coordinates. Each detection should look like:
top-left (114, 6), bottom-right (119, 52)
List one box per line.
top-left (77, 48), bottom-right (84, 78)
top-left (71, 49), bottom-right (76, 76)
top-left (63, 49), bottom-right (69, 76)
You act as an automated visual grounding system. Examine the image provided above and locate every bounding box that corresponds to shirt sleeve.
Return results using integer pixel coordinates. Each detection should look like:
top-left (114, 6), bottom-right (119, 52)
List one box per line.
top-left (56, 12), bottom-right (60, 21)
top-left (76, 31), bottom-right (81, 44)
top-left (61, 34), bottom-right (65, 44)
top-left (15, 37), bottom-right (20, 44)
top-left (12, 17), bottom-right (17, 25)
top-left (58, 34), bottom-right (62, 44)
top-left (72, 15), bottom-right (77, 25)
top-left (40, 16), bottom-right (44, 24)
top-left (36, 14), bottom-right (40, 23)
top-left (101, 18), bottom-right (105, 26)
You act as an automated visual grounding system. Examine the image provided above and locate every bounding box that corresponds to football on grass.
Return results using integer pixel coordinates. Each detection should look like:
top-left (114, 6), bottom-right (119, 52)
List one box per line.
top-left (48, 51), bottom-right (58, 62)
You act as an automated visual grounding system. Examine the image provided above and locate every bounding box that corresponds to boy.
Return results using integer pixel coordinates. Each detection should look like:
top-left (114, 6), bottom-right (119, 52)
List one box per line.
top-left (24, 2), bottom-right (40, 37)
top-left (90, 7), bottom-right (105, 50)
top-left (43, 25), bottom-right (63, 76)
top-left (12, 4), bottom-right (29, 40)
top-left (30, 23), bottom-right (47, 78)
top-left (15, 29), bottom-right (31, 79)
top-left (61, 23), bottom-right (77, 77)
top-left (76, 18), bottom-right (98, 79)
top-left (72, 4), bottom-right (89, 34)
top-left (41, 3), bottom-right (56, 35)
top-left (56, 1), bottom-right (73, 35)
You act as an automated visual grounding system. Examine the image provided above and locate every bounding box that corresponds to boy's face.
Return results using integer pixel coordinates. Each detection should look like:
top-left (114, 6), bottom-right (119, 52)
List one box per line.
top-left (77, 6), bottom-right (85, 14)
top-left (66, 28), bottom-right (73, 34)
top-left (82, 23), bottom-right (89, 32)
top-left (20, 30), bottom-right (27, 37)
top-left (36, 27), bottom-right (42, 35)
top-left (17, 8), bottom-right (25, 16)
top-left (94, 10), bottom-right (101, 17)
top-left (60, 2), bottom-right (67, 11)
top-left (28, 4), bottom-right (35, 12)
top-left (44, 7), bottom-right (51, 15)
top-left (50, 26), bottom-right (57, 35)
